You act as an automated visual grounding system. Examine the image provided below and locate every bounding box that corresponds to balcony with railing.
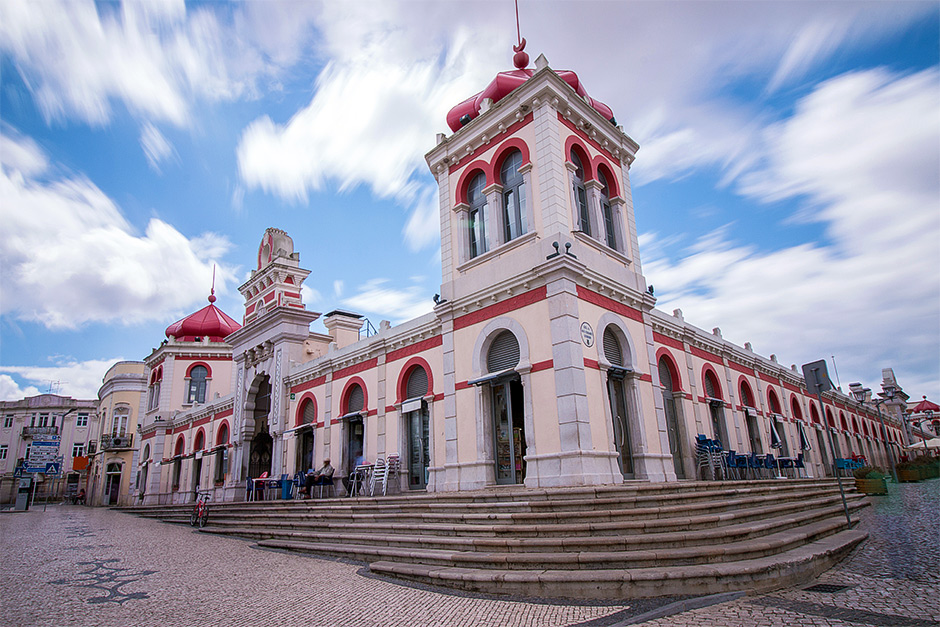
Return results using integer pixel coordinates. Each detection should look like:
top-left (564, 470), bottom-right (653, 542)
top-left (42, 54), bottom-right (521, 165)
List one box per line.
top-left (21, 426), bottom-right (60, 439)
top-left (101, 434), bottom-right (134, 450)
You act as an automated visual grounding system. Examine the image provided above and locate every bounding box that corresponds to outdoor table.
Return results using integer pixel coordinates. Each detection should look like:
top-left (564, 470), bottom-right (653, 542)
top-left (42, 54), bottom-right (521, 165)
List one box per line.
top-left (349, 464), bottom-right (373, 497)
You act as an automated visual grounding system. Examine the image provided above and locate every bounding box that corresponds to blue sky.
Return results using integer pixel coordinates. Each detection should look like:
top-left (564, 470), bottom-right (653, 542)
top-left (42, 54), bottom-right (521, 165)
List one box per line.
top-left (1, 1), bottom-right (938, 404)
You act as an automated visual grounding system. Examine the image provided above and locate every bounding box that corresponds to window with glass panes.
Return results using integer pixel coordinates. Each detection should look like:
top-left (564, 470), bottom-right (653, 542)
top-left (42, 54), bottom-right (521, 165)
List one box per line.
top-left (188, 365), bottom-right (208, 404)
top-left (72, 443), bottom-right (84, 457)
top-left (76, 413), bottom-right (88, 427)
top-left (0, 445), bottom-right (7, 460)
top-left (571, 150), bottom-right (590, 235)
top-left (3, 415), bottom-right (12, 428)
top-left (599, 170), bottom-right (616, 249)
top-left (500, 150), bottom-right (526, 243)
top-left (467, 171), bottom-right (487, 259)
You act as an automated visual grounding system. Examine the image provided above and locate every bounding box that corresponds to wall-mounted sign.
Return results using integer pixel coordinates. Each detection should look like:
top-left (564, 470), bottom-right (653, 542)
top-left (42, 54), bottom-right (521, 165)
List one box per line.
top-left (580, 322), bottom-right (594, 347)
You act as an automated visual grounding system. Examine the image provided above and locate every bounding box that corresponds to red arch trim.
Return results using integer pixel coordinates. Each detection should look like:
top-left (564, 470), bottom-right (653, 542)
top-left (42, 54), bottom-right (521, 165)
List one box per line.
top-left (789, 394), bottom-right (804, 421)
top-left (215, 420), bottom-right (230, 446)
top-left (702, 364), bottom-right (723, 399)
top-left (655, 348), bottom-right (683, 392)
top-left (341, 376), bottom-right (369, 415)
top-left (185, 361), bottom-right (213, 378)
top-left (492, 138), bottom-right (531, 185)
top-left (737, 376), bottom-right (755, 407)
top-left (396, 356), bottom-right (435, 404)
top-left (193, 427), bottom-right (206, 452)
top-left (294, 393), bottom-right (317, 427)
top-left (454, 160), bottom-right (490, 206)
top-left (767, 388), bottom-right (782, 415)
top-left (593, 157), bottom-right (621, 198)
top-left (174, 435), bottom-right (185, 457)
top-left (565, 136), bottom-right (595, 181)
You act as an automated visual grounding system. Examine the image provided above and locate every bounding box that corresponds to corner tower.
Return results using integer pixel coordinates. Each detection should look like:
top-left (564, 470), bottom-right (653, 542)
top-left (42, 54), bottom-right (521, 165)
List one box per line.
top-left (428, 50), bottom-right (673, 490)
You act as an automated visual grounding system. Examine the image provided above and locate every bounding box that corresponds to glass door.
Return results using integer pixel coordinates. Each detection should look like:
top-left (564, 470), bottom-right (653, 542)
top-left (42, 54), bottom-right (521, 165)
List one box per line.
top-left (408, 406), bottom-right (430, 489)
top-left (492, 378), bottom-right (525, 484)
top-left (607, 375), bottom-right (634, 478)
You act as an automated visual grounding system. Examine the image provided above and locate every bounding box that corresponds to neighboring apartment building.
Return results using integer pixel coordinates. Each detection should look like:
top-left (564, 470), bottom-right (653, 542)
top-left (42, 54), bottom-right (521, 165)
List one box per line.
top-left (129, 52), bottom-right (908, 505)
top-left (0, 394), bottom-right (97, 503)
top-left (86, 361), bottom-right (147, 506)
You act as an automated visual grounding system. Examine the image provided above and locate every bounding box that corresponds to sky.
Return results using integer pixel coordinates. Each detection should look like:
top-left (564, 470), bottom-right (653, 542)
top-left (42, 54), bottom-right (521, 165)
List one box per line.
top-left (0, 1), bottom-right (938, 405)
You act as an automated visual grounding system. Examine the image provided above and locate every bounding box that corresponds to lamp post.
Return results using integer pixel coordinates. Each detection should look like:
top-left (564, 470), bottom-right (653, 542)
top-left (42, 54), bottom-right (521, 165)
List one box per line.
top-left (849, 382), bottom-right (898, 483)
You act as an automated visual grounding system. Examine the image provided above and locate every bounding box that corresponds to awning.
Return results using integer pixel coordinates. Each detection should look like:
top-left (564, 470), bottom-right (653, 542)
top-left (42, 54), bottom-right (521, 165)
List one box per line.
top-left (798, 423), bottom-right (812, 450)
top-left (468, 369), bottom-right (517, 386)
top-left (769, 421), bottom-right (782, 449)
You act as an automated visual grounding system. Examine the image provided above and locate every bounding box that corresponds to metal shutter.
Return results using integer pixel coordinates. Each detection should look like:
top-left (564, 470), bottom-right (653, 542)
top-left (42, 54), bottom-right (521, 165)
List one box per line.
top-left (406, 366), bottom-right (429, 399)
top-left (603, 328), bottom-right (623, 367)
top-left (347, 384), bottom-right (364, 413)
top-left (302, 400), bottom-right (315, 424)
top-left (658, 357), bottom-right (673, 392)
top-left (487, 331), bottom-right (520, 373)
top-left (705, 373), bottom-right (717, 398)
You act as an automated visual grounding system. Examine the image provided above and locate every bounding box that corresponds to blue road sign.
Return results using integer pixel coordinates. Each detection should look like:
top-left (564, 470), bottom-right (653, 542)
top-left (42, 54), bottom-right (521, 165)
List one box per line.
top-left (45, 462), bottom-right (61, 475)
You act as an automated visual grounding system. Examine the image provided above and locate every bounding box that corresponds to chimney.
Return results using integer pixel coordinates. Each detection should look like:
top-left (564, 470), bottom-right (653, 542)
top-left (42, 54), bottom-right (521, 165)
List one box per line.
top-left (323, 311), bottom-right (364, 350)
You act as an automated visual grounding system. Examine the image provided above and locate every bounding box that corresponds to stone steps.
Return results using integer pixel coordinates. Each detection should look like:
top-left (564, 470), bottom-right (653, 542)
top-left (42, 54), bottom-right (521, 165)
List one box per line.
top-left (119, 479), bottom-right (869, 599)
top-left (368, 529), bottom-right (868, 599)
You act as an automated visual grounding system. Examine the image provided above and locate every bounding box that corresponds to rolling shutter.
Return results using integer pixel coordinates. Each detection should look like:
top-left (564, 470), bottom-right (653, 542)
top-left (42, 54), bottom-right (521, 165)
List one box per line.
top-left (347, 384), bottom-right (364, 413)
top-left (603, 328), bottom-right (623, 367)
top-left (487, 331), bottom-right (520, 373)
top-left (406, 367), bottom-right (429, 399)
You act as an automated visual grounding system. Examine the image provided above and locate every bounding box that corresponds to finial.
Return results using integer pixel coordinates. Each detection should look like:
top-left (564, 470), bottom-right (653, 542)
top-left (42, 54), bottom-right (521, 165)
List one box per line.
top-left (208, 265), bottom-right (217, 303)
top-left (513, 0), bottom-right (528, 69)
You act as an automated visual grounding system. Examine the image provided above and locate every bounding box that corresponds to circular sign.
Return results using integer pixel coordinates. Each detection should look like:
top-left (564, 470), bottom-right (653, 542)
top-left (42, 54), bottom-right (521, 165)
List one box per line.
top-left (580, 322), bottom-right (595, 347)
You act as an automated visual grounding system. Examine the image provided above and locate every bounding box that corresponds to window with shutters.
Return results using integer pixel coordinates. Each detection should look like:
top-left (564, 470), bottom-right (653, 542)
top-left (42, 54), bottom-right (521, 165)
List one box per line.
top-left (599, 169), bottom-right (617, 249)
top-left (346, 384), bottom-right (364, 414)
top-left (487, 331), bottom-right (520, 373)
top-left (603, 327), bottom-right (623, 367)
top-left (301, 399), bottom-right (316, 424)
top-left (405, 366), bottom-right (429, 400)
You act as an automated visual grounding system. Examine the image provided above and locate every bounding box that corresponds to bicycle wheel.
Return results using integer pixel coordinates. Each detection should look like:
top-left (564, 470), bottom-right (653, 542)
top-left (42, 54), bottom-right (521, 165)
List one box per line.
top-left (190, 508), bottom-right (199, 526)
top-left (198, 507), bottom-right (208, 528)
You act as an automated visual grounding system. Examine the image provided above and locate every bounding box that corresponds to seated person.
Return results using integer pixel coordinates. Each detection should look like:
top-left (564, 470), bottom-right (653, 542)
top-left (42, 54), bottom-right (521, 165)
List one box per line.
top-left (304, 459), bottom-right (335, 494)
top-left (76, 488), bottom-right (86, 505)
top-left (299, 467), bottom-right (316, 496)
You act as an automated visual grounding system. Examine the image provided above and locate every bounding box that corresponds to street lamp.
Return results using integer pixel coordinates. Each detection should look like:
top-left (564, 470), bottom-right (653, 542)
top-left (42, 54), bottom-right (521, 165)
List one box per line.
top-left (849, 382), bottom-right (898, 483)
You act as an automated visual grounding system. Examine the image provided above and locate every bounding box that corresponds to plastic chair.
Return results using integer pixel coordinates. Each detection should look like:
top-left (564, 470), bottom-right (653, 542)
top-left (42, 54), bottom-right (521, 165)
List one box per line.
top-left (384, 455), bottom-right (401, 496)
top-left (369, 457), bottom-right (386, 496)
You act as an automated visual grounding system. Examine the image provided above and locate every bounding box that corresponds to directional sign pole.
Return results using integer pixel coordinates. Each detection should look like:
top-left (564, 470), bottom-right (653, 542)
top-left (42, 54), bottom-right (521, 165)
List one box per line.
top-left (802, 360), bottom-right (852, 526)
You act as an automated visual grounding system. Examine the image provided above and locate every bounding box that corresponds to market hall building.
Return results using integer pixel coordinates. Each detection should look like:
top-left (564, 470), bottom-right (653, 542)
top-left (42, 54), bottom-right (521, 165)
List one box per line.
top-left (132, 53), bottom-right (906, 505)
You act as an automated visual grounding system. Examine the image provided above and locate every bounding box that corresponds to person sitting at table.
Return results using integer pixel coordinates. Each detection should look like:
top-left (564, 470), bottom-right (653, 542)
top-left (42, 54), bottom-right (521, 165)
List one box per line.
top-left (305, 459), bottom-right (335, 495)
top-left (298, 467), bottom-right (316, 497)
top-left (343, 455), bottom-right (365, 497)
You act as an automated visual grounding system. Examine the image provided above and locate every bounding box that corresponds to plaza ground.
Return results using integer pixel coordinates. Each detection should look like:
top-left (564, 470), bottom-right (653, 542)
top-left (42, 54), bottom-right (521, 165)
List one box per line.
top-left (1, 480), bottom-right (937, 627)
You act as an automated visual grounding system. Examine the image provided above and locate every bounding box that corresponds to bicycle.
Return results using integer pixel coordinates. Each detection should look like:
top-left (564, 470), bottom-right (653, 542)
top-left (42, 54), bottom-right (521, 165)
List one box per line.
top-left (190, 490), bottom-right (210, 528)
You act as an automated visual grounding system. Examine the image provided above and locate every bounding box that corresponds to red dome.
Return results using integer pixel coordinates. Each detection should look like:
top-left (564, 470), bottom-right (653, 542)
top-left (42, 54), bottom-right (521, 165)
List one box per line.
top-left (165, 296), bottom-right (241, 342)
top-left (446, 67), bottom-right (614, 132)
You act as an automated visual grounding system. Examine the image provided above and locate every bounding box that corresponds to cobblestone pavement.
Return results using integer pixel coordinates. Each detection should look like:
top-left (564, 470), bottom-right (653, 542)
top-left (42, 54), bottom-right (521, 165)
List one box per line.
top-left (634, 478), bottom-right (940, 627)
top-left (1, 479), bottom-right (937, 627)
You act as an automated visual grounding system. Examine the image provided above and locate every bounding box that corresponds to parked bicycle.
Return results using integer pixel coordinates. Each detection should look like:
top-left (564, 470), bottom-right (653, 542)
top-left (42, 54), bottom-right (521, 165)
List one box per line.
top-left (190, 490), bottom-right (210, 528)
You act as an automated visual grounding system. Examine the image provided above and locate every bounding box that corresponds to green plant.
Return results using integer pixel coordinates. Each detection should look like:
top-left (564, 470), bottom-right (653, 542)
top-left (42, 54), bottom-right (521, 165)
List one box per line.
top-left (853, 466), bottom-right (885, 479)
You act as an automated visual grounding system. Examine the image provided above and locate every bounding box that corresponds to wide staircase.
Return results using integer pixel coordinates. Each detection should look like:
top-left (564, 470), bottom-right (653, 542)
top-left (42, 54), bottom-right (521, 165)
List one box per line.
top-left (118, 479), bottom-right (869, 599)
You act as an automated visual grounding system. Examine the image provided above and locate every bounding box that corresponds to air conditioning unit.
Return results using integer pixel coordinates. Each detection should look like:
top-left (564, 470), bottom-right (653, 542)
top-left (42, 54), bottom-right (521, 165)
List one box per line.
top-left (111, 436), bottom-right (130, 448)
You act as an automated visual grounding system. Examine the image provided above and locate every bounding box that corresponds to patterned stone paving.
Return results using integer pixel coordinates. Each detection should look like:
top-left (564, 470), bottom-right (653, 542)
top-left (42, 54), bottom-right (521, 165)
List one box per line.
top-left (1, 478), bottom-right (937, 627)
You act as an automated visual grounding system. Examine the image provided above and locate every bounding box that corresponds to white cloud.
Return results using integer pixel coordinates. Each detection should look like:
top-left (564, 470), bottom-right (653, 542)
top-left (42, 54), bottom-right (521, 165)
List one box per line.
top-left (301, 284), bottom-right (321, 308)
top-left (645, 67), bottom-right (940, 397)
top-left (235, 4), bottom-right (501, 250)
top-left (0, 374), bottom-right (42, 402)
top-left (342, 278), bottom-right (433, 325)
top-left (0, 357), bottom-right (121, 400)
top-left (0, 0), bottom-right (319, 126)
top-left (0, 130), bottom-right (236, 329)
top-left (140, 123), bottom-right (175, 172)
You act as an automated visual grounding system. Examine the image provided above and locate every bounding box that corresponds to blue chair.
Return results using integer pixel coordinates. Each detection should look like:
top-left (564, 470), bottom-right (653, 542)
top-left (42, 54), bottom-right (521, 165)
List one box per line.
top-left (747, 453), bottom-right (763, 479)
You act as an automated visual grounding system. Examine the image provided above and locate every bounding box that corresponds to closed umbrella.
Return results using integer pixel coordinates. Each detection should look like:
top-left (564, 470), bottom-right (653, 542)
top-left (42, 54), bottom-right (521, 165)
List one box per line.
top-left (906, 437), bottom-right (940, 451)
top-left (798, 423), bottom-right (812, 450)
top-left (769, 420), bottom-right (784, 478)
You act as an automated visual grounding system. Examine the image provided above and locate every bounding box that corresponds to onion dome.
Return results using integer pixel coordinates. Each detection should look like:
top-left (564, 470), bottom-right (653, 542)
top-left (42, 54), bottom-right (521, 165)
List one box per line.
top-left (446, 41), bottom-right (614, 132)
top-left (165, 290), bottom-right (241, 342)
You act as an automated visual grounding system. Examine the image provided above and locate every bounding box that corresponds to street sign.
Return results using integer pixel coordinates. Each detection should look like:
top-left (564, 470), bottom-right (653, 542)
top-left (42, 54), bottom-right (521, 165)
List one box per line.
top-left (29, 440), bottom-right (60, 465)
top-left (44, 462), bottom-right (61, 475)
top-left (801, 360), bottom-right (833, 394)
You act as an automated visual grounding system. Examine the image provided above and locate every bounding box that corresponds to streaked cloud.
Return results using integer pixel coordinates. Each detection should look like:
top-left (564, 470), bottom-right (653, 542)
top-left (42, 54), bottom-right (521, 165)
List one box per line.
top-left (0, 357), bottom-right (123, 400)
top-left (0, 130), bottom-right (236, 329)
top-left (140, 123), bottom-right (174, 172)
top-left (342, 278), bottom-right (433, 325)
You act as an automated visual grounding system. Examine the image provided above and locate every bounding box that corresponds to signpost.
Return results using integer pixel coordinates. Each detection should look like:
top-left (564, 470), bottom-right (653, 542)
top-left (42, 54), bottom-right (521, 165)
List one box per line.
top-left (802, 359), bottom-right (852, 525)
top-left (27, 440), bottom-right (62, 510)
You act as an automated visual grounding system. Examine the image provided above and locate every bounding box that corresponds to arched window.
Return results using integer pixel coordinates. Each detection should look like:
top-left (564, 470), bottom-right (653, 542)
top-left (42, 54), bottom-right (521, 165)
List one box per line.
top-left (467, 171), bottom-right (487, 258)
top-left (193, 430), bottom-right (205, 452)
top-left (487, 331), bottom-right (520, 373)
top-left (301, 399), bottom-right (316, 425)
top-left (188, 365), bottom-right (208, 404)
top-left (768, 390), bottom-right (782, 415)
top-left (739, 381), bottom-right (755, 408)
top-left (658, 355), bottom-right (685, 478)
top-left (148, 368), bottom-right (162, 411)
top-left (603, 327), bottom-right (623, 366)
top-left (405, 366), bottom-right (429, 400)
top-left (703, 370), bottom-right (728, 446)
top-left (500, 150), bottom-right (526, 243)
top-left (704, 371), bottom-right (721, 399)
top-left (791, 397), bottom-right (803, 421)
top-left (346, 384), bottom-right (364, 414)
top-left (216, 423), bottom-right (229, 446)
top-left (598, 169), bottom-right (616, 249)
top-left (571, 150), bottom-right (590, 236)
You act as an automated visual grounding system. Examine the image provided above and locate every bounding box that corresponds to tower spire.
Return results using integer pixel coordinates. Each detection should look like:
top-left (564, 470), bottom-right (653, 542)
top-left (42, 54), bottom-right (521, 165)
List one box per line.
top-left (513, 0), bottom-right (528, 69)
top-left (209, 264), bottom-right (217, 303)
